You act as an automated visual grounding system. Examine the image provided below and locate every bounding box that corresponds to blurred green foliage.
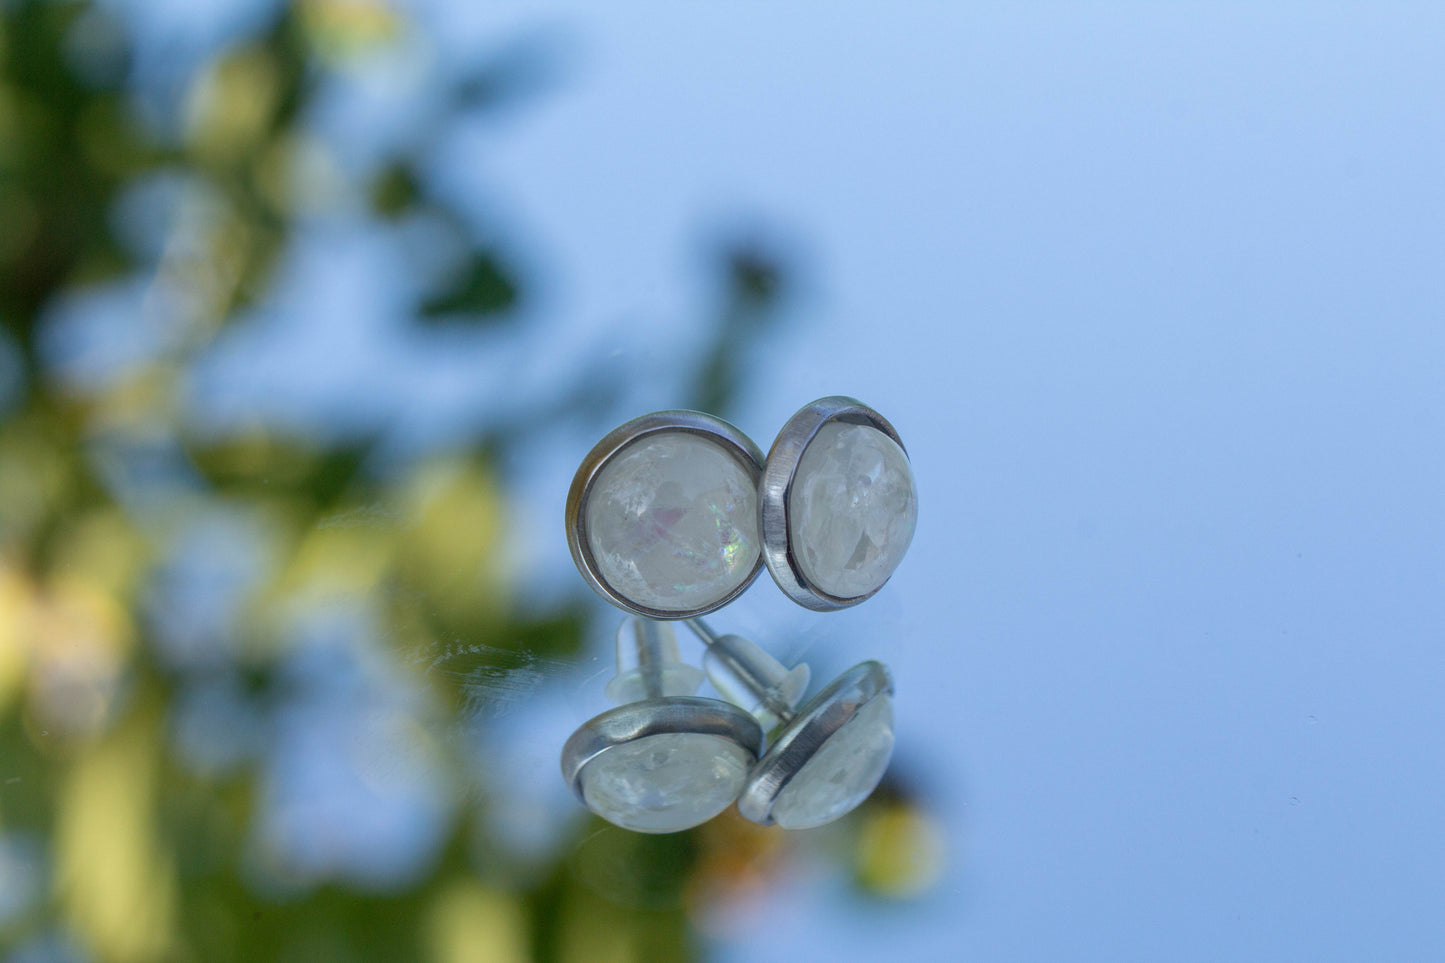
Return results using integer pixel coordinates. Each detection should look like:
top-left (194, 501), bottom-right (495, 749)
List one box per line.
top-left (0, 1), bottom-right (936, 960)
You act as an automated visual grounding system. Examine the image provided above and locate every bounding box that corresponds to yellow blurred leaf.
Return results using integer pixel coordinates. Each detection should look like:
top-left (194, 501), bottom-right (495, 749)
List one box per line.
top-left (0, 564), bottom-right (30, 714)
top-left (56, 711), bottom-right (177, 963)
top-left (185, 47), bottom-right (281, 162)
top-left (300, 0), bottom-right (405, 64)
top-left (50, 507), bottom-right (151, 600)
top-left (83, 367), bottom-right (175, 429)
top-left (25, 572), bottom-right (133, 740)
top-left (399, 457), bottom-right (508, 622)
top-left (425, 879), bottom-right (530, 963)
top-left (854, 801), bottom-right (945, 900)
top-left (280, 520), bottom-right (395, 601)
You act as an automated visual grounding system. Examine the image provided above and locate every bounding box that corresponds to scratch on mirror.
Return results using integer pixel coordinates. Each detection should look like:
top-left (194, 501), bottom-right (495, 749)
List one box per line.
top-left (316, 501), bottom-right (401, 529)
top-left (412, 640), bottom-right (571, 721)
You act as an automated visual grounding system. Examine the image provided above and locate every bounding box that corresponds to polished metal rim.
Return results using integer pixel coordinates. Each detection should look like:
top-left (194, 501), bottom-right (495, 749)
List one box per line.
top-left (560, 696), bottom-right (764, 803)
top-left (736, 660), bottom-right (893, 825)
top-left (565, 410), bottom-right (766, 620)
top-left (759, 397), bottom-right (908, 612)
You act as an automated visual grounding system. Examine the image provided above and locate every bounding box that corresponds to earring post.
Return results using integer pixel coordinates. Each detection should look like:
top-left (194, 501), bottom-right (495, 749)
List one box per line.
top-left (680, 618), bottom-right (808, 727)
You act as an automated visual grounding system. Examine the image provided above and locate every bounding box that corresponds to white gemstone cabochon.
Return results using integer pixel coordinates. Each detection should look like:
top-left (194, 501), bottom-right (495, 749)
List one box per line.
top-left (770, 692), bottom-right (895, 830)
top-left (580, 732), bottom-right (753, 833)
top-left (585, 432), bottom-right (760, 613)
top-left (788, 421), bottom-right (918, 600)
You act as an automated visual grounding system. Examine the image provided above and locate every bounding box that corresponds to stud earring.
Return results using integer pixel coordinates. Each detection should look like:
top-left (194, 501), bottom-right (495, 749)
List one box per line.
top-left (760, 396), bottom-right (918, 611)
top-left (566, 411), bottom-right (765, 619)
top-left (560, 618), bottom-right (763, 833)
top-left (684, 619), bottom-right (896, 830)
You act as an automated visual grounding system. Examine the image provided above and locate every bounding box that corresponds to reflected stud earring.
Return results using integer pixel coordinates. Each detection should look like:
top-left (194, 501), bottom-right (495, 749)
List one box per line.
top-left (761, 396), bottom-right (918, 610)
top-left (567, 411), bottom-right (765, 619)
top-left (561, 618), bottom-right (763, 833)
top-left (685, 619), bottom-right (896, 830)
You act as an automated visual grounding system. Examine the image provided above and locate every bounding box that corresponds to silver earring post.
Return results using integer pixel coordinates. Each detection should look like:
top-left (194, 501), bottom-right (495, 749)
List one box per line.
top-left (685, 618), bottom-right (810, 733)
top-left (681, 619), bottom-right (896, 830)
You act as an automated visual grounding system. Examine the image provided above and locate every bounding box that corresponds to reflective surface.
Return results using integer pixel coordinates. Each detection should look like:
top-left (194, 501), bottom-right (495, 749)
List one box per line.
top-left (2, 2), bottom-right (1442, 962)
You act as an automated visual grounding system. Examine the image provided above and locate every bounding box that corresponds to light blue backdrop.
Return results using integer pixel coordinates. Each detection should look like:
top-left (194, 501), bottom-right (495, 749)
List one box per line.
top-left (443, 4), bottom-right (1445, 960)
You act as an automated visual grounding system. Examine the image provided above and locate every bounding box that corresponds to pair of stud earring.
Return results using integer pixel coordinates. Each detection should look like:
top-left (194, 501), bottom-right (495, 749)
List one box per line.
top-left (559, 397), bottom-right (913, 833)
top-left (561, 616), bottom-right (894, 833)
top-left (565, 396), bottom-right (919, 618)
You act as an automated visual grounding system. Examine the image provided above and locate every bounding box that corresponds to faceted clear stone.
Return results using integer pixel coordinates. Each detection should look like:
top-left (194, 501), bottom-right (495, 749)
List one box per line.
top-left (580, 732), bottom-right (752, 833)
top-left (789, 422), bottom-right (917, 600)
top-left (770, 693), bottom-right (894, 830)
top-left (586, 432), bottom-right (759, 613)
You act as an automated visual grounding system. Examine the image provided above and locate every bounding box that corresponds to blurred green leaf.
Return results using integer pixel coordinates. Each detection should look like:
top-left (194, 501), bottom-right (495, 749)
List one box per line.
top-left (691, 238), bottom-right (791, 416)
top-left (419, 250), bottom-right (520, 321)
top-left (370, 163), bottom-right (421, 219)
top-left (0, 0), bottom-right (149, 362)
top-left (727, 245), bottom-right (784, 310)
top-left (187, 435), bottom-right (377, 513)
top-left (452, 31), bottom-right (566, 114)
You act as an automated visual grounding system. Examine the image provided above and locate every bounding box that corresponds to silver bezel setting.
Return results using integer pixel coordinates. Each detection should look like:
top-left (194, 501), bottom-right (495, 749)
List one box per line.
top-left (736, 660), bottom-right (894, 826)
top-left (566, 410), bottom-right (766, 619)
top-left (759, 397), bottom-right (910, 611)
top-left (560, 697), bottom-right (765, 803)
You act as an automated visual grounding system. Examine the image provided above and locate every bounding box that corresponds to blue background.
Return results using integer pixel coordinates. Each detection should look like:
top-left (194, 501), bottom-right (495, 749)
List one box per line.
top-left (447, 4), bottom-right (1445, 959)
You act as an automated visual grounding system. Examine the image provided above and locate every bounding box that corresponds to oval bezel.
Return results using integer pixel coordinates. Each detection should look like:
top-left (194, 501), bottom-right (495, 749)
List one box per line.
top-left (736, 660), bottom-right (894, 825)
top-left (759, 396), bottom-right (912, 611)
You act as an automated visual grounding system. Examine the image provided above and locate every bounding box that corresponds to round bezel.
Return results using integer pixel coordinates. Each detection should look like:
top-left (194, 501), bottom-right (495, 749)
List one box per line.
top-left (560, 697), bottom-right (765, 803)
top-left (759, 397), bottom-right (910, 611)
top-left (736, 660), bottom-right (894, 825)
top-left (566, 410), bottom-right (766, 619)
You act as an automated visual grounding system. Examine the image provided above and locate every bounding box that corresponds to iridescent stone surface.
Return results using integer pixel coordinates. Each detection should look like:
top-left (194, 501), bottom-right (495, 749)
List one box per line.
top-left (770, 692), bottom-right (895, 830)
top-left (586, 432), bottom-right (759, 613)
top-left (788, 422), bottom-right (917, 600)
top-left (580, 732), bottom-right (753, 833)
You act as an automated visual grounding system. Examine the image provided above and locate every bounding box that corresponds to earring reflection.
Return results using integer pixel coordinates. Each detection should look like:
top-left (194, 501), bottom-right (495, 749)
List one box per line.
top-left (561, 619), bottom-right (762, 834)
top-left (684, 619), bottom-right (896, 830)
